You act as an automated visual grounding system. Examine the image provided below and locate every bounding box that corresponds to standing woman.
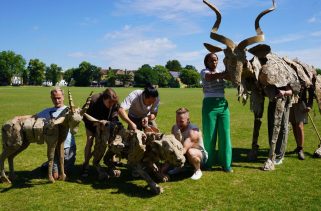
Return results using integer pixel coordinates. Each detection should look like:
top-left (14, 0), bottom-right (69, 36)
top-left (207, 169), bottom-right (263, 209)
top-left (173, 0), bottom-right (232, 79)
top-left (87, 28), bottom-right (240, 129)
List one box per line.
top-left (201, 52), bottom-right (233, 172)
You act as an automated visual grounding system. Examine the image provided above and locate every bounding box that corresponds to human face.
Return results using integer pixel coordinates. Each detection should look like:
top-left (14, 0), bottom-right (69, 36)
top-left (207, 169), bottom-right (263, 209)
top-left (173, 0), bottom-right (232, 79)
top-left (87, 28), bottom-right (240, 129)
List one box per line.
top-left (206, 54), bottom-right (218, 71)
top-left (144, 97), bottom-right (157, 106)
top-left (103, 98), bottom-right (116, 109)
top-left (176, 113), bottom-right (189, 131)
top-left (51, 90), bottom-right (64, 108)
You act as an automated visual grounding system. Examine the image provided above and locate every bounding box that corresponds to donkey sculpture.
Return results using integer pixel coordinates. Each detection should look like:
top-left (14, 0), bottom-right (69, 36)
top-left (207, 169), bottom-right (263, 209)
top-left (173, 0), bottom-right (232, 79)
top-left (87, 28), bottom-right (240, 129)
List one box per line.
top-left (0, 90), bottom-right (92, 183)
top-left (203, 0), bottom-right (320, 170)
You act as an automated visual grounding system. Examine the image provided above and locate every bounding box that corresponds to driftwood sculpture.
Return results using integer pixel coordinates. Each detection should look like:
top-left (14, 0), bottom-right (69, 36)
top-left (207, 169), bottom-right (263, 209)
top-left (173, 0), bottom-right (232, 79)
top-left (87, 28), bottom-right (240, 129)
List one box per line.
top-left (107, 130), bottom-right (185, 194)
top-left (0, 91), bottom-right (92, 183)
top-left (84, 113), bottom-right (186, 194)
top-left (203, 0), bottom-right (321, 170)
top-left (82, 113), bottom-right (123, 179)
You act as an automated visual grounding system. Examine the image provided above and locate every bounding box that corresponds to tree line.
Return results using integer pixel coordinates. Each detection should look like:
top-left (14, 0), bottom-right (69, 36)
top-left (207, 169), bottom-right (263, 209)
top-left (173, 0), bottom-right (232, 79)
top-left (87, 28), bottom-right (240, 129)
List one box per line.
top-left (0, 50), bottom-right (201, 87)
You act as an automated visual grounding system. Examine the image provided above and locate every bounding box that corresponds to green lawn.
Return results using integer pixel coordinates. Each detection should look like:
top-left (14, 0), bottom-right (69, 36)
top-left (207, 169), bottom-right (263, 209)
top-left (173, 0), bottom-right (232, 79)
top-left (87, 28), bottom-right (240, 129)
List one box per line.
top-left (0, 86), bottom-right (321, 210)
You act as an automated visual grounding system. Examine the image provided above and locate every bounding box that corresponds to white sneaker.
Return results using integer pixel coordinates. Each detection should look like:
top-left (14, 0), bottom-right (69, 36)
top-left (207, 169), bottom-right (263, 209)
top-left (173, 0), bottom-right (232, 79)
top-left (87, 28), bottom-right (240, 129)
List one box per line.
top-left (274, 157), bottom-right (284, 165)
top-left (191, 170), bottom-right (202, 180)
top-left (168, 167), bottom-right (183, 175)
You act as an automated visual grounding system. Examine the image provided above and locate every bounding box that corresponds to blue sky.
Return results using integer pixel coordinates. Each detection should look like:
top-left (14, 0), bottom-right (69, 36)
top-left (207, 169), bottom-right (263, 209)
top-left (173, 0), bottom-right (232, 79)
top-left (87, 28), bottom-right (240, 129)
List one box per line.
top-left (1, 0), bottom-right (321, 71)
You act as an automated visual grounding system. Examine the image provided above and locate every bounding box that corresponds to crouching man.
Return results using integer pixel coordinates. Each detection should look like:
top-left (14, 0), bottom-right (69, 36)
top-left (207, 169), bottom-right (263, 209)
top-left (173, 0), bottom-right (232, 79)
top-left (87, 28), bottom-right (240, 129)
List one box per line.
top-left (168, 107), bottom-right (208, 180)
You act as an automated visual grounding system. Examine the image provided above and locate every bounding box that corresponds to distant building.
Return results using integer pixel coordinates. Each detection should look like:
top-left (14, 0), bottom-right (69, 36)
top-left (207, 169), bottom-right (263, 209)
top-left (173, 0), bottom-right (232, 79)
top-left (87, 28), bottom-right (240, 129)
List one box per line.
top-left (56, 79), bottom-right (68, 87)
top-left (11, 76), bottom-right (23, 86)
top-left (42, 81), bottom-right (53, 86)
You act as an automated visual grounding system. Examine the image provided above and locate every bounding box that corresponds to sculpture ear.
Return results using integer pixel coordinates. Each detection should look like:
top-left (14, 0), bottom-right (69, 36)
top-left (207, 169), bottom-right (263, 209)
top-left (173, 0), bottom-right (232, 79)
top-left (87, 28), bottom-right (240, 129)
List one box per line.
top-left (204, 43), bottom-right (223, 53)
top-left (248, 44), bottom-right (271, 58)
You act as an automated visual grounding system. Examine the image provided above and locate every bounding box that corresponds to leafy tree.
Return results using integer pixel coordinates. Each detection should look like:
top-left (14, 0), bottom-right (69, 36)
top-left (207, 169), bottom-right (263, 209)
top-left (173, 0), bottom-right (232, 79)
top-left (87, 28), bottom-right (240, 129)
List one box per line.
top-left (180, 68), bottom-right (200, 87)
top-left (92, 67), bottom-right (102, 84)
top-left (134, 64), bottom-right (158, 86)
top-left (0, 51), bottom-right (26, 85)
top-left (153, 65), bottom-right (172, 87)
top-left (63, 68), bottom-right (76, 85)
top-left (106, 69), bottom-right (116, 87)
top-left (73, 61), bottom-right (98, 86)
top-left (116, 73), bottom-right (133, 87)
top-left (168, 77), bottom-right (180, 88)
top-left (165, 60), bottom-right (182, 72)
top-left (28, 59), bottom-right (46, 85)
top-left (45, 64), bottom-right (63, 85)
top-left (316, 68), bottom-right (321, 75)
top-left (185, 65), bottom-right (197, 71)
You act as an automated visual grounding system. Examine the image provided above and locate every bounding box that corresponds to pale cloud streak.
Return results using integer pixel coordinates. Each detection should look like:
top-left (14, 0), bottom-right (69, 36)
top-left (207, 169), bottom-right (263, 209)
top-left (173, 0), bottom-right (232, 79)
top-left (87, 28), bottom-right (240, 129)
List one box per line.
top-left (276, 47), bottom-right (321, 69)
top-left (99, 37), bottom-right (176, 69)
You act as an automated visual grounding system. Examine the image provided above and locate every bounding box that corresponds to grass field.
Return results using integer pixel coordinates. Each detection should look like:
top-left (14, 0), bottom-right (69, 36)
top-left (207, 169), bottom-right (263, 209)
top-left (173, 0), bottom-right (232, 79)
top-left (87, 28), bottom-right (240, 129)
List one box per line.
top-left (0, 86), bottom-right (321, 210)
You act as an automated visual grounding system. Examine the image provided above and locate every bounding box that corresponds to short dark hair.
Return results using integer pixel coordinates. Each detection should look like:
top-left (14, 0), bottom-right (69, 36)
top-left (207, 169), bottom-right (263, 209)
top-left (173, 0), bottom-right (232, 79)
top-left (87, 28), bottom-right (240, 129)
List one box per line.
top-left (102, 88), bottom-right (119, 102)
top-left (143, 83), bottom-right (158, 98)
top-left (204, 52), bottom-right (218, 69)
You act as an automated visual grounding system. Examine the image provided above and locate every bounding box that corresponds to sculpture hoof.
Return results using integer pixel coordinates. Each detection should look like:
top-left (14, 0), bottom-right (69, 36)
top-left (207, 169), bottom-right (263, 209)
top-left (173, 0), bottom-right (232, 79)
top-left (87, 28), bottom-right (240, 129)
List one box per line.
top-left (48, 176), bottom-right (55, 183)
top-left (1, 175), bottom-right (12, 184)
top-left (58, 173), bottom-right (66, 181)
top-left (261, 159), bottom-right (275, 171)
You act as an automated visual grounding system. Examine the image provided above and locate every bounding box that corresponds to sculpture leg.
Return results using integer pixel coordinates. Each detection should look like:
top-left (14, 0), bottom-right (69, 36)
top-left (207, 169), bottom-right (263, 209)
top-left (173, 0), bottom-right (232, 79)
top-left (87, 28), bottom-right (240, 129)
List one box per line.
top-left (262, 98), bottom-right (286, 171)
top-left (47, 143), bottom-right (57, 183)
top-left (0, 148), bottom-right (13, 183)
top-left (93, 141), bottom-right (109, 180)
top-left (248, 90), bottom-right (265, 161)
top-left (132, 163), bottom-right (163, 194)
top-left (58, 141), bottom-right (66, 181)
top-left (7, 141), bottom-right (30, 181)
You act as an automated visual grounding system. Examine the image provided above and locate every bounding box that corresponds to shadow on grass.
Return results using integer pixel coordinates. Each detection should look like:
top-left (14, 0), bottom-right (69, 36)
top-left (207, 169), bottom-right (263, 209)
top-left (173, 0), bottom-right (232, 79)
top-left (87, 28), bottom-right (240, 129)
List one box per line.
top-left (64, 164), bottom-right (162, 198)
top-left (0, 167), bottom-right (51, 193)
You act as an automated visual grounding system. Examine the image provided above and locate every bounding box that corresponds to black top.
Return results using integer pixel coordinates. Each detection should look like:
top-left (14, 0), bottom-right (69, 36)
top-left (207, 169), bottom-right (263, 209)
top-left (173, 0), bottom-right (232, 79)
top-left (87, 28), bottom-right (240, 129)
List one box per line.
top-left (83, 93), bottom-right (120, 133)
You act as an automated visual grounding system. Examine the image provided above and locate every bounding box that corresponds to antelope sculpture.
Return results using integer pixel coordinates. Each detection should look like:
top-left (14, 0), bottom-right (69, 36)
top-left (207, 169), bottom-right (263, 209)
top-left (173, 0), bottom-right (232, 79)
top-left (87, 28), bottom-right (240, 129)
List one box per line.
top-left (0, 90), bottom-right (92, 183)
top-left (203, 0), bottom-right (320, 170)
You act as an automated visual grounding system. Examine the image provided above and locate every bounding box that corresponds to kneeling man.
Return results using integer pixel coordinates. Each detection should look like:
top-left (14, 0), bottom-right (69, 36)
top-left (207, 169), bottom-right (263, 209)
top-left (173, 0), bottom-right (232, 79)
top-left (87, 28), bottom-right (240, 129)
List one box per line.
top-left (170, 107), bottom-right (208, 180)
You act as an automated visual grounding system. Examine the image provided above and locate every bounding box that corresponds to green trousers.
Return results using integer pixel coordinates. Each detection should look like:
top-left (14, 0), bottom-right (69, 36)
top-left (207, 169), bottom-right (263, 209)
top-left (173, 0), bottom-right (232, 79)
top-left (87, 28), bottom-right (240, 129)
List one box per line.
top-left (202, 97), bottom-right (232, 170)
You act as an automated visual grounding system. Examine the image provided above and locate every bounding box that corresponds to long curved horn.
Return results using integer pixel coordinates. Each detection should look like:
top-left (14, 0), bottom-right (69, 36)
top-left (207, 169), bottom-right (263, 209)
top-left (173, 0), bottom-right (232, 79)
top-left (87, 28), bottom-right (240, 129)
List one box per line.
top-left (80, 91), bottom-right (93, 115)
top-left (237, 0), bottom-right (276, 50)
top-left (68, 89), bottom-right (75, 113)
top-left (83, 113), bottom-right (99, 122)
top-left (203, 0), bottom-right (236, 49)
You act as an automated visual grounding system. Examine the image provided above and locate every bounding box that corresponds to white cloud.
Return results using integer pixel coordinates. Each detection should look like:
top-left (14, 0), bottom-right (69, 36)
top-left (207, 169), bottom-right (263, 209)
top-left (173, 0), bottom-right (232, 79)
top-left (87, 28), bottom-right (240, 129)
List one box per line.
top-left (276, 47), bottom-right (321, 69)
top-left (99, 37), bottom-right (176, 69)
top-left (270, 34), bottom-right (305, 44)
top-left (311, 30), bottom-right (321, 37)
top-left (103, 25), bottom-right (150, 40)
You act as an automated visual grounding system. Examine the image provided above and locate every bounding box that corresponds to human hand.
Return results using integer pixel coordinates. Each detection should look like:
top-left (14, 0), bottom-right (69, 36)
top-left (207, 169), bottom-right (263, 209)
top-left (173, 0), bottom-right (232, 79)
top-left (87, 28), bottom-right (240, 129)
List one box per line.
top-left (142, 117), bottom-right (149, 127)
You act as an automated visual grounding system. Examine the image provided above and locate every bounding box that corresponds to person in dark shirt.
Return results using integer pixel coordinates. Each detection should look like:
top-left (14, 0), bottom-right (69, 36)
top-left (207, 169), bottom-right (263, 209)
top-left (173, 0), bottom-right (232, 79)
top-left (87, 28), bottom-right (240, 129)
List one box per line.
top-left (81, 88), bottom-right (121, 177)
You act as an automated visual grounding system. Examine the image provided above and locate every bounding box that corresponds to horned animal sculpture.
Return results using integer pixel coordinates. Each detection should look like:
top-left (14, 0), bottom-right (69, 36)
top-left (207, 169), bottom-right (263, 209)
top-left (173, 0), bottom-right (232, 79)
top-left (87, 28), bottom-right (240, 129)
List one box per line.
top-left (203, 0), bottom-right (321, 170)
top-left (85, 113), bottom-right (185, 194)
top-left (82, 113), bottom-right (123, 180)
top-left (0, 91), bottom-right (92, 183)
top-left (108, 130), bottom-right (185, 194)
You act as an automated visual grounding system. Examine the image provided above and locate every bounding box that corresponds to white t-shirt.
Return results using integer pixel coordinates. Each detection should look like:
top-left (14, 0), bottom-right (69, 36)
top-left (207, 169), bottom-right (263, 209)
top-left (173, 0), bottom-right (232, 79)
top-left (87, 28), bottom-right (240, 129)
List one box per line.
top-left (120, 90), bottom-right (160, 118)
top-left (36, 106), bottom-right (75, 148)
top-left (200, 68), bottom-right (225, 98)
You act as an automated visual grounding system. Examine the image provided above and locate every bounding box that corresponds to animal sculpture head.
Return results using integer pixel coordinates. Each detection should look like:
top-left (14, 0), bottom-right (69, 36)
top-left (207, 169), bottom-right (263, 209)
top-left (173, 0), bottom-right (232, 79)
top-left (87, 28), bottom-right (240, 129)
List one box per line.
top-left (203, 0), bottom-right (276, 86)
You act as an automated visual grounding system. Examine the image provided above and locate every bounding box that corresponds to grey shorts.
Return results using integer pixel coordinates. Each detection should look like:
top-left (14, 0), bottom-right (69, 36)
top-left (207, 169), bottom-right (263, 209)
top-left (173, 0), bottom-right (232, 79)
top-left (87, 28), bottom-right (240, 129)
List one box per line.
top-left (289, 102), bottom-right (308, 124)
